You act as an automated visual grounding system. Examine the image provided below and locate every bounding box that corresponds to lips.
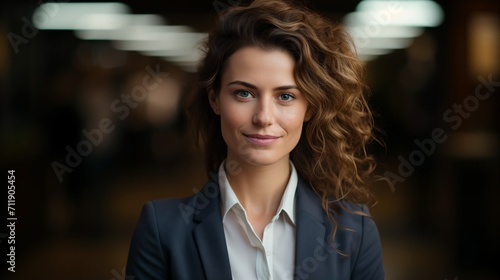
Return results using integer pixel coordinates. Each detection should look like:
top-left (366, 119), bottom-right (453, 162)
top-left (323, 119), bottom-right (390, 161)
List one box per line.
top-left (243, 134), bottom-right (280, 146)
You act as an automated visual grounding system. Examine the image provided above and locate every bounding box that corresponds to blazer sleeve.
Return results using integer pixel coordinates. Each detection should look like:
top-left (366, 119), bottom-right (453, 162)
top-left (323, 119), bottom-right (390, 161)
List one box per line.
top-left (126, 201), bottom-right (168, 279)
top-left (350, 205), bottom-right (385, 280)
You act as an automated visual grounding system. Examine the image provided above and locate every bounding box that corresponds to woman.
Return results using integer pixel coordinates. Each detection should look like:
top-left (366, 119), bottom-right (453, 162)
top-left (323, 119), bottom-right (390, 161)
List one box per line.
top-left (126, 0), bottom-right (384, 279)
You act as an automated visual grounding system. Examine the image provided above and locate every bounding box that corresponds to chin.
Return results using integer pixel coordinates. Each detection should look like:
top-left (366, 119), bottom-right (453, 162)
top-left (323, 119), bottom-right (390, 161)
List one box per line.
top-left (237, 151), bottom-right (288, 167)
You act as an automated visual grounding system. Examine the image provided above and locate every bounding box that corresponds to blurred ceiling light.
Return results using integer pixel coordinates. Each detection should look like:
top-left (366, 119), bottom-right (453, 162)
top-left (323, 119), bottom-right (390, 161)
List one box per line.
top-left (145, 49), bottom-right (204, 72)
top-left (32, 2), bottom-right (209, 71)
top-left (344, 21), bottom-right (424, 38)
top-left (343, 0), bottom-right (444, 61)
top-left (114, 31), bottom-right (206, 71)
top-left (33, 2), bottom-right (130, 30)
top-left (113, 33), bottom-right (207, 52)
top-left (356, 1), bottom-right (444, 27)
top-left (162, 52), bottom-right (203, 63)
top-left (74, 15), bottom-right (166, 39)
top-left (141, 49), bottom-right (196, 57)
top-left (113, 25), bottom-right (194, 41)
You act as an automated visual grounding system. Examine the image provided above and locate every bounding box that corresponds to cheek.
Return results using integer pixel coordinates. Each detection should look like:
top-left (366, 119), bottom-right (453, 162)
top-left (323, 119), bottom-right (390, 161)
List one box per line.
top-left (279, 106), bottom-right (308, 134)
top-left (285, 119), bottom-right (305, 139)
top-left (219, 100), bottom-right (248, 136)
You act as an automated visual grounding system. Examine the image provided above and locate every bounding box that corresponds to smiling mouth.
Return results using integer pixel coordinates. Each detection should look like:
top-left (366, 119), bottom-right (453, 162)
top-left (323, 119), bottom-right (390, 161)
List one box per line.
top-left (243, 134), bottom-right (280, 146)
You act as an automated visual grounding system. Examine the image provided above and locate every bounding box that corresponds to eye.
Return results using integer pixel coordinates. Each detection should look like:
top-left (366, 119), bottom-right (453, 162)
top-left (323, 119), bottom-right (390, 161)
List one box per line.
top-left (234, 90), bottom-right (253, 99)
top-left (278, 93), bottom-right (295, 102)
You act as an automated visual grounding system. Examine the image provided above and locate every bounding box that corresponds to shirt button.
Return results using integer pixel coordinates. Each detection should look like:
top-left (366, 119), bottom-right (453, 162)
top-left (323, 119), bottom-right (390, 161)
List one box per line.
top-left (266, 250), bottom-right (271, 256)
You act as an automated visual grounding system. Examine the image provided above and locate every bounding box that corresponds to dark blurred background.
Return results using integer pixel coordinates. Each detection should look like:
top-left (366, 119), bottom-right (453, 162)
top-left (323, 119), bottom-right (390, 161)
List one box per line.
top-left (1, 0), bottom-right (499, 279)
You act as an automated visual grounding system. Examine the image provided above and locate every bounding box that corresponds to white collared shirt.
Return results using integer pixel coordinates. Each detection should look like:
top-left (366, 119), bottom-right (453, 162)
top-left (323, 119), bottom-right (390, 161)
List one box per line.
top-left (218, 161), bottom-right (298, 280)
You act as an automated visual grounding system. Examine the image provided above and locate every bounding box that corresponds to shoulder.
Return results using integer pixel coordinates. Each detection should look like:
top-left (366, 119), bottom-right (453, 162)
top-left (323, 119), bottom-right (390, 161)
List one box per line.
top-left (140, 194), bottom-right (198, 229)
top-left (297, 178), bottom-right (380, 245)
top-left (130, 194), bottom-right (208, 251)
top-left (334, 201), bottom-right (384, 276)
top-left (137, 177), bottom-right (222, 230)
top-left (295, 180), bottom-right (384, 278)
top-left (329, 200), bottom-right (379, 248)
top-left (147, 196), bottom-right (196, 216)
top-left (296, 176), bottom-right (372, 230)
top-left (336, 201), bottom-right (372, 228)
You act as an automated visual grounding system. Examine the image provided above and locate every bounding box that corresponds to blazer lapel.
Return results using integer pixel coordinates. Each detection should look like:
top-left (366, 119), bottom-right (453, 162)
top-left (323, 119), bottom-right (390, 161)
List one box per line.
top-left (294, 178), bottom-right (332, 279)
top-left (192, 174), bottom-right (232, 280)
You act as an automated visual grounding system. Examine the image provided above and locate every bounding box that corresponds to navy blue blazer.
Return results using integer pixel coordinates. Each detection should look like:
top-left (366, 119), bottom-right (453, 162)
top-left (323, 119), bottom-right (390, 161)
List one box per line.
top-left (126, 175), bottom-right (384, 279)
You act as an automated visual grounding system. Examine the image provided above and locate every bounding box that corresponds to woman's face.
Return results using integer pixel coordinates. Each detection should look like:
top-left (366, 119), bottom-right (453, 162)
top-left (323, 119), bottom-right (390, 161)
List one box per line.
top-left (209, 46), bottom-right (309, 168)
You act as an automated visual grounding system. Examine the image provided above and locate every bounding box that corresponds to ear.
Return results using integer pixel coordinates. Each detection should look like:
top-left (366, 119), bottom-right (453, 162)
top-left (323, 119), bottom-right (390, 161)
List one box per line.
top-left (208, 88), bottom-right (220, 115)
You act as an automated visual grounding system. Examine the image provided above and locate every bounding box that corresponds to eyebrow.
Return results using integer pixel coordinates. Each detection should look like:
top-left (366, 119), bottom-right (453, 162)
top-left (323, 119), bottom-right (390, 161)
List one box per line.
top-left (227, 80), bottom-right (298, 91)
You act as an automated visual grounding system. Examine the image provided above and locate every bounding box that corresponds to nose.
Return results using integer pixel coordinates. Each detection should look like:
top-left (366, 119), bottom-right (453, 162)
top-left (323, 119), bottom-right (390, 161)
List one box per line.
top-left (252, 98), bottom-right (275, 127)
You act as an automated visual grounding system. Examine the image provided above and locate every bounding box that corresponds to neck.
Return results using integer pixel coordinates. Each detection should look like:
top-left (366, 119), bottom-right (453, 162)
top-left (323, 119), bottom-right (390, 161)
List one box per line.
top-left (224, 156), bottom-right (291, 218)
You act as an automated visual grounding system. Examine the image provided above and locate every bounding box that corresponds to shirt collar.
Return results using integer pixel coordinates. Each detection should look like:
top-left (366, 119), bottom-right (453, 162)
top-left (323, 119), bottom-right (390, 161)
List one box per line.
top-left (218, 160), bottom-right (298, 225)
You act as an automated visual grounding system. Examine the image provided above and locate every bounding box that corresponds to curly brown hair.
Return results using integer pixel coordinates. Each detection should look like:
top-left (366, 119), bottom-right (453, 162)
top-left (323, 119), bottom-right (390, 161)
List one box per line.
top-left (185, 0), bottom-right (378, 229)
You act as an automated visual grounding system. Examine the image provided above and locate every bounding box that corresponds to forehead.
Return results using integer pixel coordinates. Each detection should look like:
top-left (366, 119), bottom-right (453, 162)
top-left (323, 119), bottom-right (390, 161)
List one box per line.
top-left (221, 46), bottom-right (296, 86)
